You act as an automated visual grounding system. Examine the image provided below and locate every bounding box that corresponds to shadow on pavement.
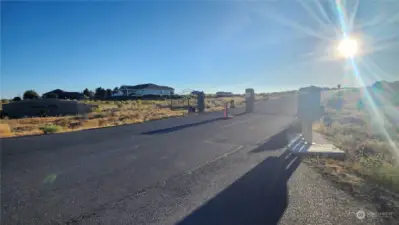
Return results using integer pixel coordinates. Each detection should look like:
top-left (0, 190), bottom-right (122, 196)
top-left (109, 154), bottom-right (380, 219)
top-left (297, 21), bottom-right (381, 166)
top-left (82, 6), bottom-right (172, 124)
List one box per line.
top-left (141, 117), bottom-right (225, 135)
top-left (251, 129), bottom-right (290, 153)
top-left (176, 150), bottom-right (300, 225)
top-left (251, 121), bottom-right (301, 153)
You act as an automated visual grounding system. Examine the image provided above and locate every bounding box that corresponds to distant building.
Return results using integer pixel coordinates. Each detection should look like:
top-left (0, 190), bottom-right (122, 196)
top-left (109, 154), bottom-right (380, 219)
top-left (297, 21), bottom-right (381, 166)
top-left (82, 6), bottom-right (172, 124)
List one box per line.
top-left (216, 92), bottom-right (233, 97)
top-left (42, 89), bottom-right (84, 100)
top-left (191, 91), bottom-right (203, 95)
top-left (112, 83), bottom-right (174, 97)
top-left (299, 86), bottom-right (322, 92)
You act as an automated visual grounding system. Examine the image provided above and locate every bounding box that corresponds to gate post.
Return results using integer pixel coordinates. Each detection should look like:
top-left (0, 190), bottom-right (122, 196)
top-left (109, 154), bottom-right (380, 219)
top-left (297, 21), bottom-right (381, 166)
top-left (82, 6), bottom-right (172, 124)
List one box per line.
top-left (245, 88), bottom-right (255, 113)
top-left (197, 91), bottom-right (205, 113)
top-left (224, 102), bottom-right (228, 118)
top-left (297, 88), bottom-right (322, 144)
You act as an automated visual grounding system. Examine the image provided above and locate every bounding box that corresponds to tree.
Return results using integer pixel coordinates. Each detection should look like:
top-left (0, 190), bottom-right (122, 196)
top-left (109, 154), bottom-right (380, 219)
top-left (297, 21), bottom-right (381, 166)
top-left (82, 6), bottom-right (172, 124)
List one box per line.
top-left (106, 89), bottom-right (112, 98)
top-left (23, 90), bottom-right (39, 100)
top-left (83, 88), bottom-right (91, 97)
top-left (83, 89), bottom-right (94, 98)
top-left (88, 90), bottom-right (95, 98)
top-left (113, 87), bottom-right (119, 93)
top-left (94, 87), bottom-right (106, 99)
top-left (12, 96), bottom-right (22, 101)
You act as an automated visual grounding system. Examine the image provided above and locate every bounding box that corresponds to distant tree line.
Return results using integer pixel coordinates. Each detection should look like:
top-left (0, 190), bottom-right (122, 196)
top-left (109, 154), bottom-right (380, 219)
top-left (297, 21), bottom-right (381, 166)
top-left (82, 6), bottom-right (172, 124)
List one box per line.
top-left (83, 87), bottom-right (120, 100)
top-left (10, 87), bottom-right (120, 102)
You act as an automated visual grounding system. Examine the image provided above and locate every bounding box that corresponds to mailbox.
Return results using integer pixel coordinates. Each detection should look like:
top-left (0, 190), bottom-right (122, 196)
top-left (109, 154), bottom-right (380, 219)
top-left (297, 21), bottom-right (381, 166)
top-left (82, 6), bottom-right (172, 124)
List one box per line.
top-left (297, 89), bottom-right (321, 122)
top-left (245, 88), bottom-right (255, 113)
top-left (297, 88), bottom-right (321, 143)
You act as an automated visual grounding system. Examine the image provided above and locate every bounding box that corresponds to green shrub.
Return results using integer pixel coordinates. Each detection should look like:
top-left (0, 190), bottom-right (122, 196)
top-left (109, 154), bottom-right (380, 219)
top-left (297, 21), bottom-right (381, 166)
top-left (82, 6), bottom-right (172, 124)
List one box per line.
top-left (39, 125), bottom-right (62, 134)
top-left (12, 96), bottom-right (22, 101)
top-left (23, 90), bottom-right (39, 100)
top-left (360, 155), bottom-right (399, 192)
top-left (94, 107), bottom-right (102, 113)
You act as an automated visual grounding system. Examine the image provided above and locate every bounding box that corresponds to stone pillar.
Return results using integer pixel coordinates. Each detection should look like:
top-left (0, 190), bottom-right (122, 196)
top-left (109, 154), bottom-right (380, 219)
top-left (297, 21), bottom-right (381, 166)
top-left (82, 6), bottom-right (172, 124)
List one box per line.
top-left (245, 88), bottom-right (255, 113)
top-left (197, 91), bottom-right (205, 113)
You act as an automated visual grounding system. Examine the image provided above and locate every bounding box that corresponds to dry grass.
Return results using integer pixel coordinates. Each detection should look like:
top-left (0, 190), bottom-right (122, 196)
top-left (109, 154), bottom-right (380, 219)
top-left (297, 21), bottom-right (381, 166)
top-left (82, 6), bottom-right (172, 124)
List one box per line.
top-left (0, 96), bottom-right (263, 137)
top-left (0, 123), bottom-right (13, 137)
top-left (306, 89), bottom-right (399, 219)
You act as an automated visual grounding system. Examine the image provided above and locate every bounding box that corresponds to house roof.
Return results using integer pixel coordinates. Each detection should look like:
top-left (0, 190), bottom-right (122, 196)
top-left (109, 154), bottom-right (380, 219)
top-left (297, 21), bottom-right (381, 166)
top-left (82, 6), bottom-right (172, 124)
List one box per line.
top-left (43, 89), bottom-right (83, 96)
top-left (120, 83), bottom-right (174, 90)
top-left (43, 89), bottom-right (65, 95)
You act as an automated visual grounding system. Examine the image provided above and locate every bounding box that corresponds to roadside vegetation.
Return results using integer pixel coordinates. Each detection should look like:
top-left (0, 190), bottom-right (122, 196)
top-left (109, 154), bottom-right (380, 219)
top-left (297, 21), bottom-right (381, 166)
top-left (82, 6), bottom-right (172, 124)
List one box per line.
top-left (306, 88), bottom-right (399, 221)
top-left (0, 95), bottom-right (269, 137)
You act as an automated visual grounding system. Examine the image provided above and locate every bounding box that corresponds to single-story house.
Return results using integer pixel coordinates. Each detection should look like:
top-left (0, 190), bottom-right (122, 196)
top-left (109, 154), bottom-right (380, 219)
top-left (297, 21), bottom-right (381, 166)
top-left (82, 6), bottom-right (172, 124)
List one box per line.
top-left (216, 92), bottom-right (233, 97)
top-left (191, 91), bottom-right (203, 95)
top-left (42, 89), bottom-right (85, 100)
top-left (112, 83), bottom-right (174, 97)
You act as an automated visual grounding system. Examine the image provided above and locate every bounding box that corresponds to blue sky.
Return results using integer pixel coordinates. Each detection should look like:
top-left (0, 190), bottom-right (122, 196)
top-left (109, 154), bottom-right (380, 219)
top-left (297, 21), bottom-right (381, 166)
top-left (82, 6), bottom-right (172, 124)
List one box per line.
top-left (1, 1), bottom-right (398, 98)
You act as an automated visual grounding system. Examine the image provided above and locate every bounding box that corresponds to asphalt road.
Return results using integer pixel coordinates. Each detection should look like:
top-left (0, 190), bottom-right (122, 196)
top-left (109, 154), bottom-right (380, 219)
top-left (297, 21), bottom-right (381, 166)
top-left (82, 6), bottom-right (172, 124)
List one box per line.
top-left (1, 95), bottom-right (385, 225)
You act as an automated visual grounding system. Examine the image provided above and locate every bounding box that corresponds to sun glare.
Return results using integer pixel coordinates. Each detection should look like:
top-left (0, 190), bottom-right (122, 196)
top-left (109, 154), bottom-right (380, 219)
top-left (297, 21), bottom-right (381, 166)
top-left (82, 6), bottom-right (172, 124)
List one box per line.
top-left (338, 38), bottom-right (358, 58)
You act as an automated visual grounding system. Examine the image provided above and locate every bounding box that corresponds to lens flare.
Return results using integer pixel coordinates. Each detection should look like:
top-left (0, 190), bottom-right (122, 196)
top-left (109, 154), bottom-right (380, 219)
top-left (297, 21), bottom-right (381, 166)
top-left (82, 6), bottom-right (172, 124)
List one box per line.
top-left (338, 38), bottom-right (358, 58)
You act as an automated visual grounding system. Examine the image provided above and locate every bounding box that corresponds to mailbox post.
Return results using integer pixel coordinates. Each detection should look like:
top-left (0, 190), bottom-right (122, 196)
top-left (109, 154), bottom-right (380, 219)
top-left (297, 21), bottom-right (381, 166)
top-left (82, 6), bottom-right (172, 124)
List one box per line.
top-left (245, 88), bottom-right (255, 113)
top-left (297, 88), bottom-right (321, 144)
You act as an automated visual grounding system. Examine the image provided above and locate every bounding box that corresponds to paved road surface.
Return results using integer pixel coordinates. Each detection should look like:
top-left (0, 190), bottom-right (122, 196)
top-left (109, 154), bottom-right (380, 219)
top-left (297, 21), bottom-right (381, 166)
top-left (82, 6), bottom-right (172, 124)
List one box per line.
top-left (1, 95), bottom-right (384, 224)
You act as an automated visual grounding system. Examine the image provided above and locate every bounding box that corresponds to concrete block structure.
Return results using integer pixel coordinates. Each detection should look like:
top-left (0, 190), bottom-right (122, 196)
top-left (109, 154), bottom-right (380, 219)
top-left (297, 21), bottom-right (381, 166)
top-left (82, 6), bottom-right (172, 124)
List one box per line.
top-left (2, 99), bottom-right (95, 118)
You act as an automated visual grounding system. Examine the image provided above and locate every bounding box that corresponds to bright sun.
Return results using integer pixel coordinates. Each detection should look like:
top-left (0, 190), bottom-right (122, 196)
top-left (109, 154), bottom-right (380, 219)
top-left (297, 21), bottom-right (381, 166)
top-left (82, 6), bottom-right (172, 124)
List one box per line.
top-left (338, 38), bottom-right (358, 58)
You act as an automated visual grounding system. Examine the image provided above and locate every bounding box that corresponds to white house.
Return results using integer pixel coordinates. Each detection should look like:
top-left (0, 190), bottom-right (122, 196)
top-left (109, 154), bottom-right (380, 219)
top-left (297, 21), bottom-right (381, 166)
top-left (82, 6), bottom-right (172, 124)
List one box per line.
top-left (216, 91), bottom-right (233, 97)
top-left (112, 83), bottom-right (174, 97)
